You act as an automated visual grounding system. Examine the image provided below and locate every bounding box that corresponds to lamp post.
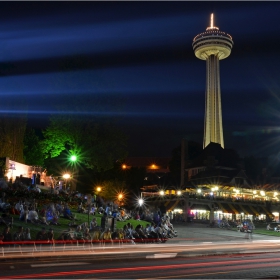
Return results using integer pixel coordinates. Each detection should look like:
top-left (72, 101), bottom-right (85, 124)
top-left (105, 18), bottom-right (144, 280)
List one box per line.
top-left (69, 154), bottom-right (77, 190)
top-left (159, 190), bottom-right (165, 196)
top-left (138, 198), bottom-right (144, 207)
top-left (63, 173), bottom-right (71, 190)
top-left (118, 193), bottom-right (123, 206)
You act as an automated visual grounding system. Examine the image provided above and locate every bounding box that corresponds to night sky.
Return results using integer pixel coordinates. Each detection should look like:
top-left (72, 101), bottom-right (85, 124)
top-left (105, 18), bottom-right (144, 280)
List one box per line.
top-left (1, 2), bottom-right (280, 159)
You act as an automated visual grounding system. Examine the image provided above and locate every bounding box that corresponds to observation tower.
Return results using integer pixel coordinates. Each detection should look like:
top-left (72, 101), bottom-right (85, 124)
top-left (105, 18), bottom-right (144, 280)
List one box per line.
top-left (193, 14), bottom-right (233, 149)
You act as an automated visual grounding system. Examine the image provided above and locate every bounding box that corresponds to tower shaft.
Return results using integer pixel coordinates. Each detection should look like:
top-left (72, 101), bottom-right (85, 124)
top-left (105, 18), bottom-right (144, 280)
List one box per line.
top-left (193, 14), bottom-right (233, 149)
top-left (204, 54), bottom-right (224, 149)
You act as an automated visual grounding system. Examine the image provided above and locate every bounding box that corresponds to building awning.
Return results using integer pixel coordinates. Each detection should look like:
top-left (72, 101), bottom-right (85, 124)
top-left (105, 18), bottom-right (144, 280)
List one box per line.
top-left (166, 200), bottom-right (181, 211)
top-left (241, 204), bottom-right (256, 215)
top-left (216, 202), bottom-right (236, 214)
top-left (237, 204), bottom-right (250, 215)
top-left (248, 205), bottom-right (260, 215)
top-left (228, 203), bottom-right (239, 214)
top-left (260, 206), bottom-right (272, 216)
top-left (190, 204), bottom-right (211, 211)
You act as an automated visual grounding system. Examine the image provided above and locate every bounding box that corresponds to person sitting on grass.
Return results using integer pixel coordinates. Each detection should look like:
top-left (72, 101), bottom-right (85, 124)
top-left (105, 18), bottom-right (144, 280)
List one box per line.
top-left (117, 228), bottom-right (125, 242)
top-left (274, 225), bottom-right (280, 232)
top-left (146, 223), bottom-right (160, 242)
top-left (91, 228), bottom-right (101, 244)
top-left (74, 226), bottom-right (85, 243)
top-left (63, 205), bottom-right (75, 220)
top-left (83, 228), bottom-right (92, 243)
top-left (267, 224), bottom-right (272, 230)
top-left (13, 226), bottom-right (24, 242)
top-left (57, 228), bottom-right (74, 242)
top-left (47, 228), bottom-right (55, 244)
top-left (89, 205), bottom-right (96, 215)
top-left (2, 226), bottom-right (12, 242)
top-left (75, 222), bottom-right (88, 233)
top-left (101, 228), bottom-right (113, 245)
top-left (134, 212), bottom-right (140, 221)
top-left (35, 227), bottom-right (48, 242)
top-left (90, 218), bottom-right (99, 232)
top-left (23, 228), bottom-right (31, 241)
top-left (77, 203), bottom-right (87, 214)
top-left (28, 208), bottom-right (43, 224)
top-left (135, 225), bottom-right (149, 242)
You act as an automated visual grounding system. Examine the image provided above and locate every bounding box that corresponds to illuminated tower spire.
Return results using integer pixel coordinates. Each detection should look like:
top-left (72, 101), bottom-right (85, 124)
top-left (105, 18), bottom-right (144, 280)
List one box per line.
top-left (192, 14), bottom-right (233, 149)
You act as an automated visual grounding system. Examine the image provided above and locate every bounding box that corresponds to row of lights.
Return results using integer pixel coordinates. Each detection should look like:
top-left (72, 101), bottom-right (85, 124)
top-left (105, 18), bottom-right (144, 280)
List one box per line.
top-left (196, 187), bottom-right (278, 198)
top-left (122, 164), bottom-right (158, 170)
top-left (159, 190), bottom-right (182, 196)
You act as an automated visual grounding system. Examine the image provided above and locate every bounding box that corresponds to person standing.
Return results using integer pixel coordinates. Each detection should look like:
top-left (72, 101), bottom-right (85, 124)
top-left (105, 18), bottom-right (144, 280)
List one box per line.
top-left (247, 220), bottom-right (254, 240)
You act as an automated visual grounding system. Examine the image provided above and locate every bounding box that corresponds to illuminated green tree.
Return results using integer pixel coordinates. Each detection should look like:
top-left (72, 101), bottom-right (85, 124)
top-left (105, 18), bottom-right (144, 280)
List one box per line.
top-left (42, 115), bottom-right (127, 171)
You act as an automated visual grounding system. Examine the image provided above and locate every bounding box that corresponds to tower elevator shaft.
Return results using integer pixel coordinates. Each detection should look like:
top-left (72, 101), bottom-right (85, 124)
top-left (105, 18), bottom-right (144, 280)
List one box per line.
top-left (204, 54), bottom-right (224, 149)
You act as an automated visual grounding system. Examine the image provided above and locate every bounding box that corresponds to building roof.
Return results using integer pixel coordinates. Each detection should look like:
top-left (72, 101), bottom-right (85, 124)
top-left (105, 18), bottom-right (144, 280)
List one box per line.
top-left (187, 167), bottom-right (251, 188)
top-left (188, 142), bottom-right (241, 169)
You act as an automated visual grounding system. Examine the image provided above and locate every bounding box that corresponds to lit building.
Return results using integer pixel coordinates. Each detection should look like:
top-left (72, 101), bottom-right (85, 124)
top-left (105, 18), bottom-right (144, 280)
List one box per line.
top-left (193, 13), bottom-right (233, 149)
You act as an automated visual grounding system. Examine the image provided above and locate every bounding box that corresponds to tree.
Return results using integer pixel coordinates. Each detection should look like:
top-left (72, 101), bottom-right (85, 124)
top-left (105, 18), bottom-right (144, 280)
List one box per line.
top-left (42, 115), bottom-right (127, 172)
top-left (97, 180), bottom-right (126, 202)
top-left (0, 115), bottom-right (27, 162)
top-left (23, 128), bottom-right (45, 166)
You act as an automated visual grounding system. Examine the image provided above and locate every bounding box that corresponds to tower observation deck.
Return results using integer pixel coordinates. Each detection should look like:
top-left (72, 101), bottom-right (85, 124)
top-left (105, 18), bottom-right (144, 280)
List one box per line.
top-left (192, 14), bottom-right (233, 149)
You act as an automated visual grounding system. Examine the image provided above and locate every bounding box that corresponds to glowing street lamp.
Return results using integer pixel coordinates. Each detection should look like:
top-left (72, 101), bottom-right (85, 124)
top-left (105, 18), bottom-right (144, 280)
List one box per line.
top-left (159, 190), bottom-right (165, 196)
top-left (96, 186), bottom-right (102, 193)
top-left (177, 190), bottom-right (182, 196)
top-left (63, 173), bottom-right (71, 180)
top-left (63, 173), bottom-right (71, 189)
top-left (70, 155), bottom-right (77, 162)
top-left (138, 198), bottom-right (144, 206)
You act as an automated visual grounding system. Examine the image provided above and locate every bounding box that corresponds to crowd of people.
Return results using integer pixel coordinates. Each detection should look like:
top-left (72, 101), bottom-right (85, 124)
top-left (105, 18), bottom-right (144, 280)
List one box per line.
top-left (0, 210), bottom-right (177, 245)
top-left (0, 185), bottom-right (178, 246)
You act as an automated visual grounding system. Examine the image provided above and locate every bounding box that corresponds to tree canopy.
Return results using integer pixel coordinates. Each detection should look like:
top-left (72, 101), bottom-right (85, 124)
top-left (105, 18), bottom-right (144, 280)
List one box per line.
top-left (0, 115), bottom-right (26, 162)
top-left (23, 128), bottom-right (44, 166)
top-left (42, 115), bottom-right (127, 172)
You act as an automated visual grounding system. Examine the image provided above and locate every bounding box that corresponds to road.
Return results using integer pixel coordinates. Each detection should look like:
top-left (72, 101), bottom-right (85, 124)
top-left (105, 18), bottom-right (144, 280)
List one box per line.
top-left (1, 223), bottom-right (280, 279)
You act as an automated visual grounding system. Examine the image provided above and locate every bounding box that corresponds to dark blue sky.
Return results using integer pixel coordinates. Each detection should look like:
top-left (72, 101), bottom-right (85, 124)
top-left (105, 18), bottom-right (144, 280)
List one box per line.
top-left (1, 2), bottom-right (280, 158)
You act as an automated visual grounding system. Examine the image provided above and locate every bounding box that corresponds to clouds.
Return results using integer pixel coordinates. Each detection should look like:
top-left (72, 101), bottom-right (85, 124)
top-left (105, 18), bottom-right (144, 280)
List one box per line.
top-left (0, 2), bottom-right (280, 157)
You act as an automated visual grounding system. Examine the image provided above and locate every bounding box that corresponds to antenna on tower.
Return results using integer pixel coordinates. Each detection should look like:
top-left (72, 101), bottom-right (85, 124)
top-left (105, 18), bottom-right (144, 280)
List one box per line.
top-left (206, 13), bottom-right (219, 31)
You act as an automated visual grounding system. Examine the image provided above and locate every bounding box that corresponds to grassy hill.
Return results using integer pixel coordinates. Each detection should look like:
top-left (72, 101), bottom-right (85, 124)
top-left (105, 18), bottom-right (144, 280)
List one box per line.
top-left (0, 211), bottom-right (150, 240)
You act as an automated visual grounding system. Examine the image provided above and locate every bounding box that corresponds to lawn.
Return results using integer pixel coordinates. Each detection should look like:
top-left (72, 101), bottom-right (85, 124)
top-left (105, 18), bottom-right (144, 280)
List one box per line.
top-left (254, 228), bottom-right (280, 236)
top-left (0, 212), bottom-right (150, 240)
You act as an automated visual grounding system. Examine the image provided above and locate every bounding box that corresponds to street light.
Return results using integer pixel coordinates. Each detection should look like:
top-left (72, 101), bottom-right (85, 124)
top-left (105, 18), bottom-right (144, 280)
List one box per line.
top-left (70, 155), bottom-right (77, 162)
top-left (63, 173), bottom-right (71, 190)
top-left (96, 186), bottom-right (102, 193)
top-left (138, 198), bottom-right (144, 206)
top-left (159, 190), bottom-right (165, 196)
top-left (118, 193), bottom-right (124, 205)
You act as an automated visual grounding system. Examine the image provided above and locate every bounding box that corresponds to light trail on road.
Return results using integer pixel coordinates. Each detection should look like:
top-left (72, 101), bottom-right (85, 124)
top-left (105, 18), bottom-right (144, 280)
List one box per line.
top-left (2, 254), bottom-right (280, 279)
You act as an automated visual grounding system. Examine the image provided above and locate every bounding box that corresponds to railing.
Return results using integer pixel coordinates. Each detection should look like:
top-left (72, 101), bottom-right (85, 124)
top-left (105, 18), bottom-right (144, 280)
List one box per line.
top-left (0, 239), bottom-right (140, 257)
